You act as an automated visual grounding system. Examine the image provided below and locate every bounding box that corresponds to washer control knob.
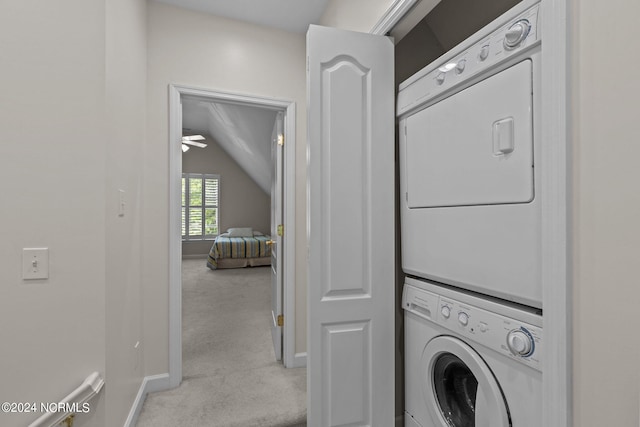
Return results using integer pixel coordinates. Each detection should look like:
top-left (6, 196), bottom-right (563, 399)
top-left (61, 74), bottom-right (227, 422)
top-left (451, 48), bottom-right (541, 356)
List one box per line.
top-left (435, 72), bottom-right (446, 85)
top-left (441, 305), bottom-right (451, 319)
top-left (458, 312), bottom-right (469, 327)
top-left (507, 329), bottom-right (534, 356)
top-left (455, 59), bottom-right (466, 74)
top-left (479, 44), bottom-right (490, 61)
top-left (504, 19), bottom-right (531, 49)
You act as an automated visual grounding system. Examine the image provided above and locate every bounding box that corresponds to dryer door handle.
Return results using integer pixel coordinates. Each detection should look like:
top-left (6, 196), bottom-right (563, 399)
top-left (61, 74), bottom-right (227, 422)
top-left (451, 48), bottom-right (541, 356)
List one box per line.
top-left (493, 117), bottom-right (515, 155)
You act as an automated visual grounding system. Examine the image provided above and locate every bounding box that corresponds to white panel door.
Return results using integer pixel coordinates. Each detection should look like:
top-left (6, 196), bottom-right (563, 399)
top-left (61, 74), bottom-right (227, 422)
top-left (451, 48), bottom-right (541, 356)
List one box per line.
top-left (307, 25), bottom-right (395, 426)
top-left (270, 112), bottom-right (284, 361)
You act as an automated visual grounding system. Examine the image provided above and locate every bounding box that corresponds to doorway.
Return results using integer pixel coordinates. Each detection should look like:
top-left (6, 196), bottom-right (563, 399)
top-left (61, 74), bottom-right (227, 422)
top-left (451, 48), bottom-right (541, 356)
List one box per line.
top-left (167, 85), bottom-right (299, 388)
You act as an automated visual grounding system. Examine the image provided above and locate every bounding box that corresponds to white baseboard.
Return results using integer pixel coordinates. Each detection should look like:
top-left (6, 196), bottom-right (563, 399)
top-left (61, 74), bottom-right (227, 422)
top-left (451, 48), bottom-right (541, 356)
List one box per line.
top-left (291, 352), bottom-right (307, 368)
top-left (181, 254), bottom-right (208, 259)
top-left (124, 373), bottom-right (170, 427)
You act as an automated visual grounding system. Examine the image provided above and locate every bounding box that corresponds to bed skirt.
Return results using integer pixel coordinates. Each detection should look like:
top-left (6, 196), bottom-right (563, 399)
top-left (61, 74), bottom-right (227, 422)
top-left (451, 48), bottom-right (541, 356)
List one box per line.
top-left (211, 256), bottom-right (271, 269)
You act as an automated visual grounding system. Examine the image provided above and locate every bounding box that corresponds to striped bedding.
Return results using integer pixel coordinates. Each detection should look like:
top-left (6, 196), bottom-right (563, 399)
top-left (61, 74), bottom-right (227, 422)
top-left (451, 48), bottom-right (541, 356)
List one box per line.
top-left (206, 235), bottom-right (272, 269)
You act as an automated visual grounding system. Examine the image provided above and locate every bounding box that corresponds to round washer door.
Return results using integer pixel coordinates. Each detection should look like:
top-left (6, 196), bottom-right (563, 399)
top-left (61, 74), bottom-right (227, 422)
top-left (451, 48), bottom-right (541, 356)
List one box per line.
top-left (421, 336), bottom-right (510, 427)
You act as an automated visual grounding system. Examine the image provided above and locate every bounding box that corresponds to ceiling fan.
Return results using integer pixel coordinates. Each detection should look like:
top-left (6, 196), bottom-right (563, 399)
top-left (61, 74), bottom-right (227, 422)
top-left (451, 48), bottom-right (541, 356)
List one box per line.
top-left (181, 134), bottom-right (207, 152)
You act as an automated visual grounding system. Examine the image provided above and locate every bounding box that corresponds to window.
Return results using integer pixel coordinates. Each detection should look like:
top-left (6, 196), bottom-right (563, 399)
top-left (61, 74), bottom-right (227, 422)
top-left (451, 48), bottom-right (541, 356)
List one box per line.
top-left (182, 173), bottom-right (219, 240)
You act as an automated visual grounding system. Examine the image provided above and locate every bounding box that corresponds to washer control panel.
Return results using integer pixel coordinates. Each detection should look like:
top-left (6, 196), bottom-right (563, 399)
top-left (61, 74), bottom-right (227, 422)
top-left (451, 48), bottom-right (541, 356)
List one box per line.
top-left (397, 3), bottom-right (540, 116)
top-left (403, 284), bottom-right (542, 372)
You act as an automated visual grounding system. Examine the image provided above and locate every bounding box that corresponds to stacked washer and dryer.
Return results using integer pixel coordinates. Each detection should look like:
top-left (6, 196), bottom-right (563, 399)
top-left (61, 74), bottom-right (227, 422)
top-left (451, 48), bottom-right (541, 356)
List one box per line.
top-left (398, 2), bottom-right (544, 426)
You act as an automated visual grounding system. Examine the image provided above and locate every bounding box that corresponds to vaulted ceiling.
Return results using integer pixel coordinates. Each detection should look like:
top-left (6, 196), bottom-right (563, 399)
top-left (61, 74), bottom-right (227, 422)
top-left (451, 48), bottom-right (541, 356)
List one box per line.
top-left (182, 98), bottom-right (278, 194)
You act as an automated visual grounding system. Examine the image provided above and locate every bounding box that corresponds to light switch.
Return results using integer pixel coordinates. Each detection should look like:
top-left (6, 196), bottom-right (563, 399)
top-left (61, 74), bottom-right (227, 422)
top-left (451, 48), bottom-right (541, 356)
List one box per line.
top-left (23, 248), bottom-right (49, 280)
top-left (118, 189), bottom-right (125, 217)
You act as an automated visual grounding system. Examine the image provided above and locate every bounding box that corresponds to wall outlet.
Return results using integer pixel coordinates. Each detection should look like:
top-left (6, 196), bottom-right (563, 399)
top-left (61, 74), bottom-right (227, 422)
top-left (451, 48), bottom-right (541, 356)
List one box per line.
top-left (22, 248), bottom-right (49, 280)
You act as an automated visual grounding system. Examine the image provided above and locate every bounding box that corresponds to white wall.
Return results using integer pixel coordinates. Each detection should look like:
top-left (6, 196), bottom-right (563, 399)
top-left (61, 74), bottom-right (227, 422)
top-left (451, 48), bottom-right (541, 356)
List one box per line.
top-left (105, 0), bottom-right (147, 425)
top-left (0, 1), bottom-right (147, 426)
top-left (572, 0), bottom-right (640, 425)
top-left (144, 2), bottom-right (308, 376)
top-left (319, 0), bottom-right (396, 32)
top-left (0, 2), bottom-right (107, 426)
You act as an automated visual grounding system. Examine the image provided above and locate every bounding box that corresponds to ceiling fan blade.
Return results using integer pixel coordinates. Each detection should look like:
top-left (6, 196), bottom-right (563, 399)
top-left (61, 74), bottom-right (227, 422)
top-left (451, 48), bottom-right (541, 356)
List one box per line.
top-left (182, 134), bottom-right (205, 141)
top-left (182, 140), bottom-right (207, 148)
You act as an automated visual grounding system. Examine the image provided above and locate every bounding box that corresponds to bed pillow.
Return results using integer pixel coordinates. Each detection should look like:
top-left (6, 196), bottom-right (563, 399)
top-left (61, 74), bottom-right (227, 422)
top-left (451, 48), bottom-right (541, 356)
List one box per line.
top-left (253, 231), bottom-right (264, 236)
top-left (227, 227), bottom-right (254, 237)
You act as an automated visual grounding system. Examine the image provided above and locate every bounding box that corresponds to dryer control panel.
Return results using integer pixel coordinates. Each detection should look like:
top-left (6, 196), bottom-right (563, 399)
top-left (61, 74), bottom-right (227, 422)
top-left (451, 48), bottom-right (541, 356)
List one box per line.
top-left (397, 3), bottom-right (540, 116)
top-left (403, 283), bottom-right (543, 372)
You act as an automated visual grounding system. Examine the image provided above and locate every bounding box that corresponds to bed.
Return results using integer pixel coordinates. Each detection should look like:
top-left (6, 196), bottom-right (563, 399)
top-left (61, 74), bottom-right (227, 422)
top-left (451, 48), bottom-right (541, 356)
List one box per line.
top-left (206, 228), bottom-right (272, 270)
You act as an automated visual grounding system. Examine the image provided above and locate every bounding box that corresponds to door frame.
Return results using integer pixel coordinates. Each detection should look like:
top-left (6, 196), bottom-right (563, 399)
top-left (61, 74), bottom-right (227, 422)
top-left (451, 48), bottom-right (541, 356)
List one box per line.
top-left (168, 84), bottom-right (298, 388)
top-left (371, 1), bottom-right (572, 426)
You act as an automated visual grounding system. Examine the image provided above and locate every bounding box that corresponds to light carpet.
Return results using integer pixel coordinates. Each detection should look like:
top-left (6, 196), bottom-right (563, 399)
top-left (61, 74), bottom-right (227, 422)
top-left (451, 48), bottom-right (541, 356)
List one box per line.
top-left (135, 259), bottom-right (307, 427)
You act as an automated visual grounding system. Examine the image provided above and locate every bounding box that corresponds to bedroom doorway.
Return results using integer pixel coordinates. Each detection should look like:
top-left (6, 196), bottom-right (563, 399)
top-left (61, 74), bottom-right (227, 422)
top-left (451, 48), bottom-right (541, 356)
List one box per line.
top-left (168, 85), bottom-right (298, 388)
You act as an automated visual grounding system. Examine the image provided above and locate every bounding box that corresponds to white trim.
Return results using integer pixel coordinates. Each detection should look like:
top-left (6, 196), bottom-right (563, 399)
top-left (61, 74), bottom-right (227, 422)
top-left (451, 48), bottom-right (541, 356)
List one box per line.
top-left (370, 0), bottom-right (420, 35)
top-left (540, 1), bottom-right (572, 426)
top-left (123, 374), bottom-right (170, 427)
top-left (168, 85), bottom-right (183, 389)
top-left (181, 254), bottom-right (208, 260)
top-left (168, 85), bottom-right (299, 389)
top-left (281, 104), bottom-right (300, 369)
top-left (291, 352), bottom-right (307, 368)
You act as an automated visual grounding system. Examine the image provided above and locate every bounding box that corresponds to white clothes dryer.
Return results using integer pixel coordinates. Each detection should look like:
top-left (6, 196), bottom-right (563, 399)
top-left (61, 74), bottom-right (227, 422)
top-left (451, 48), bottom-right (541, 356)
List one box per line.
top-left (397, 2), bottom-right (543, 308)
top-left (403, 277), bottom-right (542, 427)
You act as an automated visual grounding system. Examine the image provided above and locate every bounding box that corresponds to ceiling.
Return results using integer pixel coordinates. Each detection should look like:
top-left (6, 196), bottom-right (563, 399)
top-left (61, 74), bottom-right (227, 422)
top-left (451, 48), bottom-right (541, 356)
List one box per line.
top-left (152, 0), bottom-right (329, 33)
top-left (169, 0), bottom-right (326, 194)
top-left (182, 98), bottom-right (278, 194)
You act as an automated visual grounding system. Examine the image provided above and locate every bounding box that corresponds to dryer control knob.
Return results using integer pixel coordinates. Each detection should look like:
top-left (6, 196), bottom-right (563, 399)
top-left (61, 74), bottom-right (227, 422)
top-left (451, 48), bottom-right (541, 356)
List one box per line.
top-left (479, 44), bottom-right (490, 61)
top-left (455, 59), bottom-right (466, 74)
top-left (441, 305), bottom-right (451, 319)
top-left (435, 72), bottom-right (446, 85)
top-left (504, 20), bottom-right (531, 49)
top-left (507, 329), bottom-right (533, 356)
top-left (458, 312), bottom-right (469, 326)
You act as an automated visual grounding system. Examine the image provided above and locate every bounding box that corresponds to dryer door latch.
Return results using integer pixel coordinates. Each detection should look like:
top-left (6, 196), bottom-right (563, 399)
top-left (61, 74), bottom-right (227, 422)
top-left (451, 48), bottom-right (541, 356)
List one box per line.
top-left (493, 117), bottom-right (515, 156)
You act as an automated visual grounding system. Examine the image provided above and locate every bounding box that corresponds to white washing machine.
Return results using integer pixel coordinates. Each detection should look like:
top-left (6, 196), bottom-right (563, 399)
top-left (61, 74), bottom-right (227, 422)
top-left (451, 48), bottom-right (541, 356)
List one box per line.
top-left (397, 2), bottom-right (543, 308)
top-left (403, 277), bottom-right (542, 427)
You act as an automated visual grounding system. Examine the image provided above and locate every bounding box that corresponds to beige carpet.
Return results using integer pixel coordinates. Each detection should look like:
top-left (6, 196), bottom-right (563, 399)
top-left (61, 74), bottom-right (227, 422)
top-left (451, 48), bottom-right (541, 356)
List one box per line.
top-left (135, 259), bottom-right (307, 427)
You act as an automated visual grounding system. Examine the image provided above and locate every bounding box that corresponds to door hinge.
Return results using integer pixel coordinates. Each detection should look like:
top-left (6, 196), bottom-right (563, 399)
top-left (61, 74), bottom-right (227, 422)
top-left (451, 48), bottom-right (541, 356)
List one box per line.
top-left (277, 314), bottom-right (284, 327)
top-left (62, 414), bottom-right (75, 427)
top-left (277, 133), bottom-right (284, 146)
top-left (277, 224), bottom-right (284, 237)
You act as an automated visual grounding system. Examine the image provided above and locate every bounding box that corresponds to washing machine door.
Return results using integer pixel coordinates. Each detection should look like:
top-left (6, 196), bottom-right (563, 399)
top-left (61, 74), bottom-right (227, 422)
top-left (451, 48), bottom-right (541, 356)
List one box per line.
top-left (421, 336), bottom-right (510, 427)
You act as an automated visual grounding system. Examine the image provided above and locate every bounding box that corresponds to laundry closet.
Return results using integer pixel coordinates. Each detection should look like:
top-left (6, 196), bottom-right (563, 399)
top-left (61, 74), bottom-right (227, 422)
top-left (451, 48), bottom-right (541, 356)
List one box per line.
top-left (306, 0), bottom-right (559, 424)
top-left (392, 0), bottom-right (544, 426)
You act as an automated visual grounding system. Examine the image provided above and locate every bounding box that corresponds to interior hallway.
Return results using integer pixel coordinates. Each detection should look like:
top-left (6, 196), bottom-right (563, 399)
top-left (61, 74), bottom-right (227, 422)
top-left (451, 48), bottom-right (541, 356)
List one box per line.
top-left (136, 259), bottom-right (306, 426)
